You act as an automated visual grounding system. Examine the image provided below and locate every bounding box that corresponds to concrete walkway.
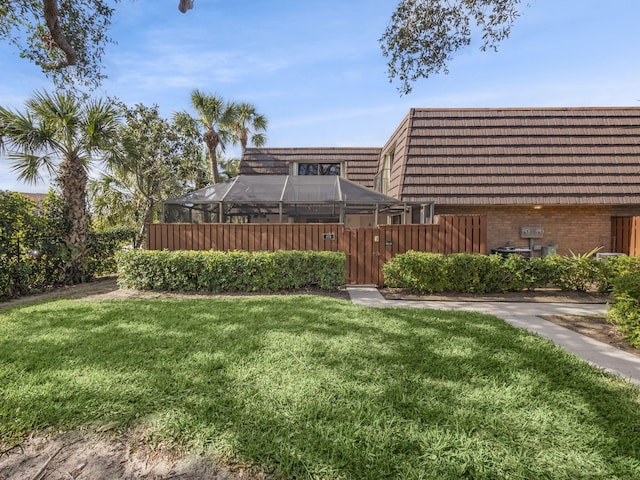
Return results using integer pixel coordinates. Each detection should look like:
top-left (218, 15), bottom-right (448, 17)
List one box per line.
top-left (347, 286), bottom-right (640, 385)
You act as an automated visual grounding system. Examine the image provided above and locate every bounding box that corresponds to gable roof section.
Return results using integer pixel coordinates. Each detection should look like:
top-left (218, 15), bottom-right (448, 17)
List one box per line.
top-left (391, 107), bottom-right (640, 206)
top-left (240, 147), bottom-right (382, 188)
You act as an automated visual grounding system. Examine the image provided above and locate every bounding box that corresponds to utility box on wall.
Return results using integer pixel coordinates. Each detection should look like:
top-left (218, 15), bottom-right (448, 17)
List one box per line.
top-left (520, 226), bottom-right (544, 239)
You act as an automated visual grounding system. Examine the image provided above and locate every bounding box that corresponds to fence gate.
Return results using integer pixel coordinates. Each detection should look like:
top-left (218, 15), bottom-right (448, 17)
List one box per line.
top-left (611, 217), bottom-right (640, 256)
top-left (344, 228), bottom-right (382, 285)
top-left (342, 217), bottom-right (487, 285)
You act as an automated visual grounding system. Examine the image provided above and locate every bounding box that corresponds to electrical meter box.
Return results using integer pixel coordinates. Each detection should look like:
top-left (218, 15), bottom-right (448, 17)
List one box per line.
top-left (520, 226), bottom-right (544, 239)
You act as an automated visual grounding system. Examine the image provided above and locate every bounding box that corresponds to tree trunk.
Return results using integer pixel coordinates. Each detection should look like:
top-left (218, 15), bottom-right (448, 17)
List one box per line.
top-left (58, 154), bottom-right (88, 281)
top-left (137, 202), bottom-right (156, 248)
top-left (240, 131), bottom-right (248, 154)
top-left (203, 128), bottom-right (220, 184)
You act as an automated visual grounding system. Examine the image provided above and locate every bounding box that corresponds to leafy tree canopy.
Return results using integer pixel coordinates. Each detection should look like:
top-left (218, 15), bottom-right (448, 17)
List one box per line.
top-left (380, 0), bottom-right (523, 94)
top-left (0, 0), bottom-right (120, 89)
top-left (3, 0), bottom-right (523, 93)
top-left (90, 102), bottom-right (207, 242)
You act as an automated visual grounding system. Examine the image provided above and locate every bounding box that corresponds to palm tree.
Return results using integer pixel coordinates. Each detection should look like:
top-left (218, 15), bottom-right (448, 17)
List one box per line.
top-left (184, 90), bottom-right (236, 184)
top-left (0, 91), bottom-right (120, 278)
top-left (229, 102), bottom-right (268, 154)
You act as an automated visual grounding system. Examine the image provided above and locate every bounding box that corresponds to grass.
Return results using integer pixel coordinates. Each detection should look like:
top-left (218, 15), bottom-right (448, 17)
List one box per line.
top-left (1, 296), bottom-right (640, 479)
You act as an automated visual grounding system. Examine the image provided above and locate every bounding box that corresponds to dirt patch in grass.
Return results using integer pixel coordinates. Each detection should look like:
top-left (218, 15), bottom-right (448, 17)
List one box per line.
top-left (0, 432), bottom-right (273, 480)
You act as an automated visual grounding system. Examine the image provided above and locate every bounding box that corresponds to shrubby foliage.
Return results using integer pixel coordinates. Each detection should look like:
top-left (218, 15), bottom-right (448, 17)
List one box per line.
top-left (609, 274), bottom-right (640, 349)
top-left (0, 190), bottom-right (134, 299)
top-left (116, 250), bottom-right (345, 292)
top-left (86, 227), bottom-right (137, 278)
top-left (383, 251), bottom-right (636, 294)
top-left (383, 252), bottom-right (553, 294)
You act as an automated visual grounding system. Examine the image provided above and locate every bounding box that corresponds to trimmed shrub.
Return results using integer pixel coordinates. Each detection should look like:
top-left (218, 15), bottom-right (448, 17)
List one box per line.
top-left (544, 254), bottom-right (608, 292)
top-left (382, 252), bottom-right (551, 294)
top-left (440, 253), bottom-right (491, 293)
top-left (608, 274), bottom-right (640, 349)
top-left (382, 251), bottom-right (448, 293)
top-left (382, 251), bottom-right (622, 294)
top-left (116, 249), bottom-right (345, 292)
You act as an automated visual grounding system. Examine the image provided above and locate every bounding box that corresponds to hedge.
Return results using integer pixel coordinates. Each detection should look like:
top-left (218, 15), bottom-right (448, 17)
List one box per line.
top-left (383, 252), bottom-right (557, 294)
top-left (608, 274), bottom-right (640, 349)
top-left (382, 251), bottom-right (637, 294)
top-left (116, 249), bottom-right (346, 292)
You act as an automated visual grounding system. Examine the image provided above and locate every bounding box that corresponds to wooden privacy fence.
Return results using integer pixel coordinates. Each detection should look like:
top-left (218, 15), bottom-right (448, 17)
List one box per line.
top-left (146, 215), bottom-right (487, 285)
top-left (612, 217), bottom-right (640, 256)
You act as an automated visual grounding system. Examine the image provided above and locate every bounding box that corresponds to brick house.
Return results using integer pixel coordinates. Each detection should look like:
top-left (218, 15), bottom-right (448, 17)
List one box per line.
top-left (240, 107), bottom-right (640, 255)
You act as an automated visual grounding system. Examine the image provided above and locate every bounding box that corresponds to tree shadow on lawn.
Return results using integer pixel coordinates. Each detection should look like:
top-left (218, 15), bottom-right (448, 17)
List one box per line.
top-left (1, 297), bottom-right (640, 479)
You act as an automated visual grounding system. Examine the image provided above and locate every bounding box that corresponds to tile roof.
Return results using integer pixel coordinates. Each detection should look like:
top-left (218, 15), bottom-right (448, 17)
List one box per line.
top-left (240, 148), bottom-right (382, 188)
top-left (388, 107), bottom-right (640, 205)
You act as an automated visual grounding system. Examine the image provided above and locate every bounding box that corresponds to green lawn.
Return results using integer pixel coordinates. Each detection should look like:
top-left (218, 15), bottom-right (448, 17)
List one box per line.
top-left (1, 296), bottom-right (640, 479)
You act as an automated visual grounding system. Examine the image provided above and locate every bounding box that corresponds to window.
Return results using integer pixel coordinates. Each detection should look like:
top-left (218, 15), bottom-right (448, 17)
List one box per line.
top-left (374, 149), bottom-right (395, 194)
top-left (298, 162), bottom-right (341, 176)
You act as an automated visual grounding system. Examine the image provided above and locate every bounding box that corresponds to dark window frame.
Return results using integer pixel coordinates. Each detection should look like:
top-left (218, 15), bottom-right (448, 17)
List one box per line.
top-left (298, 162), bottom-right (341, 176)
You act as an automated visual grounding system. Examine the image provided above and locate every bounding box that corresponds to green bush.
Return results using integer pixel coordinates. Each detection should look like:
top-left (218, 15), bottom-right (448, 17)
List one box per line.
top-left (382, 252), bottom-right (554, 294)
top-left (382, 251), bottom-right (448, 293)
top-left (0, 190), bottom-right (135, 300)
top-left (0, 191), bottom-right (43, 299)
top-left (440, 253), bottom-right (495, 293)
top-left (116, 249), bottom-right (346, 292)
top-left (597, 255), bottom-right (640, 293)
top-left (608, 274), bottom-right (640, 349)
top-left (543, 254), bottom-right (609, 292)
top-left (86, 227), bottom-right (137, 277)
top-left (383, 251), bottom-right (626, 294)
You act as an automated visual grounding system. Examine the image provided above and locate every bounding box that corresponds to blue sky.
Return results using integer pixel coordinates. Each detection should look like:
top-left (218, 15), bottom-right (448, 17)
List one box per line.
top-left (1, 0), bottom-right (639, 193)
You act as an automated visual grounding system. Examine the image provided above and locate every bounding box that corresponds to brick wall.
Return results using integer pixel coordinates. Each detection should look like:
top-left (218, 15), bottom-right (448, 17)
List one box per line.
top-left (435, 205), bottom-right (639, 256)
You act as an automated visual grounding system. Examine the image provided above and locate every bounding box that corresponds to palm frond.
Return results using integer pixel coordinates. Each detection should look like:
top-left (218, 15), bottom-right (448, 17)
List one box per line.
top-left (251, 133), bottom-right (267, 147)
top-left (9, 152), bottom-right (56, 185)
top-left (89, 173), bottom-right (137, 229)
top-left (84, 98), bottom-right (121, 151)
top-left (189, 89), bottom-right (227, 129)
top-left (567, 246), bottom-right (604, 259)
top-left (28, 90), bottom-right (81, 135)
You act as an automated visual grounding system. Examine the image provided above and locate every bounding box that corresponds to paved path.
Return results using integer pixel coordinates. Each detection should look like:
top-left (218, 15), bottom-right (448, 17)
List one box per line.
top-left (347, 286), bottom-right (640, 385)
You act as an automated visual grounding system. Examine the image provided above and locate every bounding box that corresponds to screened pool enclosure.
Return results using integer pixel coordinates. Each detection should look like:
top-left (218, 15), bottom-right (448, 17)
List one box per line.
top-left (162, 175), bottom-right (411, 224)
